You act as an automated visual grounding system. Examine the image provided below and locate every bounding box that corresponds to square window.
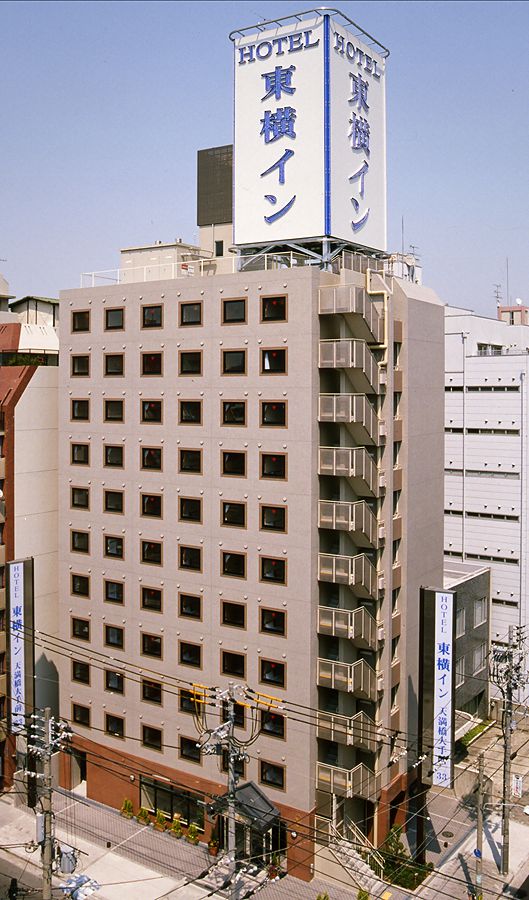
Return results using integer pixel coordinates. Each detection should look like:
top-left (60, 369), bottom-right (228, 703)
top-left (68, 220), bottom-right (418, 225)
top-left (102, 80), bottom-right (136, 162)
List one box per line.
top-left (260, 760), bottom-right (285, 790)
top-left (222, 349), bottom-right (246, 375)
top-left (71, 574), bottom-right (89, 597)
top-left (260, 556), bottom-right (286, 584)
top-left (261, 348), bottom-right (287, 374)
top-left (261, 401), bottom-right (286, 427)
top-left (180, 736), bottom-right (201, 762)
top-left (260, 710), bottom-right (285, 739)
top-left (72, 310), bottom-right (90, 333)
top-left (260, 505), bottom-right (286, 532)
top-left (105, 670), bottom-right (124, 693)
top-left (222, 451), bottom-right (246, 477)
top-left (179, 688), bottom-right (204, 716)
top-left (222, 749), bottom-right (245, 777)
top-left (260, 608), bottom-right (286, 636)
top-left (141, 586), bottom-right (162, 612)
top-left (104, 444), bottom-right (123, 468)
top-left (142, 305), bottom-right (163, 329)
top-left (71, 530), bottom-right (89, 554)
top-left (105, 308), bottom-right (124, 331)
top-left (179, 448), bottom-right (202, 473)
top-left (141, 540), bottom-right (162, 565)
top-left (222, 298), bottom-right (246, 324)
top-left (179, 641), bottom-right (201, 668)
top-left (260, 658), bottom-right (285, 687)
top-left (179, 351), bottom-right (202, 376)
top-left (261, 295), bottom-right (287, 322)
top-left (104, 580), bottom-right (124, 604)
top-left (71, 487), bottom-right (89, 509)
top-left (141, 494), bottom-right (162, 518)
top-left (179, 497), bottom-right (201, 522)
top-left (71, 355), bottom-right (90, 376)
top-left (141, 446), bottom-right (162, 470)
top-left (104, 400), bottom-right (124, 422)
top-left (221, 551), bottom-right (246, 579)
top-left (142, 352), bottom-right (163, 376)
top-left (222, 400), bottom-right (246, 426)
top-left (72, 617), bottom-right (90, 641)
top-left (141, 400), bottom-right (163, 423)
top-left (105, 713), bottom-right (124, 738)
top-left (222, 501), bottom-right (246, 528)
top-left (72, 660), bottom-right (90, 684)
top-left (222, 650), bottom-right (245, 678)
top-left (71, 399), bottom-right (89, 421)
top-left (179, 400), bottom-right (202, 425)
top-left (105, 625), bottom-right (124, 649)
top-left (178, 593), bottom-right (201, 619)
top-left (261, 453), bottom-right (287, 479)
top-left (142, 725), bottom-right (162, 750)
top-left (105, 535), bottom-right (124, 559)
top-left (71, 443), bottom-right (90, 466)
top-left (142, 632), bottom-right (162, 658)
top-left (73, 704), bottom-right (91, 727)
top-left (222, 601), bottom-right (246, 629)
top-left (104, 354), bottom-right (124, 376)
top-left (180, 301), bottom-right (202, 326)
top-left (179, 545), bottom-right (201, 571)
top-left (104, 490), bottom-right (124, 513)
top-left (142, 679), bottom-right (162, 705)
top-left (221, 701), bottom-right (246, 729)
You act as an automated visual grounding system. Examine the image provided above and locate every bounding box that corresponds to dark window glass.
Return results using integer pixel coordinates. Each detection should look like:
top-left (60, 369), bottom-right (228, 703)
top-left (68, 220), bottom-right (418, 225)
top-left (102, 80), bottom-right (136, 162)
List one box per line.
top-left (105, 308), bottom-right (124, 330)
top-left (73, 704), bottom-right (90, 726)
top-left (179, 593), bottom-right (201, 618)
top-left (71, 355), bottom-right (89, 376)
top-left (142, 633), bottom-right (162, 658)
top-left (141, 446), bottom-right (162, 470)
top-left (141, 541), bottom-right (162, 565)
top-left (222, 401), bottom-right (246, 425)
top-left (105, 714), bottom-right (124, 737)
top-left (105, 354), bottom-right (124, 376)
top-left (105, 670), bottom-right (124, 693)
top-left (142, 353), bottom-right (163, 376)
top-left (142, 725), bottom-right (162, 750)
top-left (71, 531), bottom-right (89, 553)
top-left (71, 443), bottom-right (89, 465)
top-left (141, 400), bottom-right (162, 423)
top-left (260, 710), bottom-right (285, 738)
top-left (72, 660), bottom-right (90, 684)
top-left (222, 451), bottom-right (246, 476)
top-left (104, 444), bottom-right (123, 467)
top-left (222, 602), bottom-right (246, 628)
top-left (260, 557), bottom-right (286, 584)
top-left (261, 296), bottom-right (287, 322)
top-left (222, 350), bottom-right (246, 374)
top-left (104, 580), bottom-right (124, 604)
top-left (261, 348), bottom-right (287, 373)
top-left (179, 497), bottom-right (201, 522)
top-left (71, 399), bottom-right (89, 421)
top-left (105, 536), bottom-right (123, 558)
top-left (222, 749), bottom-right (245, 777)
top-left (215, 239), bottom-right (224, 256)
top-left (72, 618), bottom-right (90, 641)
top-left (260, 760), bottom-right (285, 789)
top-left (260, 608), bottom-right (286, 635)
top-left (179, 351), bottom-right (202, 375)
top-left (104, 490), bottom-right (124, 513)
top-left (222, 701), bottom-right (245, 729)
top-left (261, 453), bottom-right (286, 479)
top-left (141, 494), bottom-right (162, 518)
top-left (71, 574), bottom-right (89, 597)
top-left (180, 737), bottom-right (201, 762)
top-left (142, 305), bottom-right (163, 328)
top-left (222, 502), bottom-right (246, 527)
top-left (222, 299), bottom-right (246, 324)
top-left (105, 625), bottom-right (124, 648)
top-left (261, 401), bottom-right (286, 426)
top-left (72, 310), bottom-right (90, 332)
top-left (179, 448), bottom-right (202, 473)
top-left (71, 487), bottom-right (89, 509)
top-left (141, 587), bottom-right (162, 612)
top-left (260, 658), bottom-right (285, 686)
top-left (142, 679), bottom-right (162, 704)
top-left (105, 400), bottom-right (124, 422)
top-left (221, 552), bottom-right (246, 579)
top-left (180, 302), bottom-right (202, 326)
top-left (179, 545), bottom-right (201, 571)
top-left (179, 401), bottom-right (202, 424)
top-left (179, 642), bottom-right (201, 668)
top-left (222, 651), bottom-right (245, 677)
top-left (261, 506), bottom-right (286, 532)
top-left (180, 689), bottom-right (204, 715)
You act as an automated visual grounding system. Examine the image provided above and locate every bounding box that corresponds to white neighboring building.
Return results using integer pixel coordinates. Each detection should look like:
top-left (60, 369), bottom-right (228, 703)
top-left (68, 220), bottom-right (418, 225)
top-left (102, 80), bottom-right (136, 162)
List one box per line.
top-left (444, 304), bottom-right (529, 645)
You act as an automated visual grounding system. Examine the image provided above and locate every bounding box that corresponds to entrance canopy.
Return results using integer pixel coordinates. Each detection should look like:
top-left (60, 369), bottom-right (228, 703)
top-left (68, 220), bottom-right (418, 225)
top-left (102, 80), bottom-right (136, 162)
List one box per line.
top-left (218, 781), bottom-right (280, 835)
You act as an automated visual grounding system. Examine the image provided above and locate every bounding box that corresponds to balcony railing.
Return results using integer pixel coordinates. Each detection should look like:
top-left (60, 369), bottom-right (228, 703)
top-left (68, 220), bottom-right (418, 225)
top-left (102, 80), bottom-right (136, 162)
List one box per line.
top-left (318, 500), bottom-right (378, 549)
top-left (317, 710), bottom-right (378, 752)
top-left (319, 340), bottom-right (381, 394)
top-left (317, 658), bottom-right (377, 701)
top-left (318, 446), bottom-right (381, 497)
top-left (318, 394), bottom-right (382, 446)
top-left (317, 605), bottom-right (377, 651)
top-left (316, 761), bottom-right (381, 801)
top-left (318, 552), bottom-right (378, 600)
top-left (318, 283), bottom-right (383, 343)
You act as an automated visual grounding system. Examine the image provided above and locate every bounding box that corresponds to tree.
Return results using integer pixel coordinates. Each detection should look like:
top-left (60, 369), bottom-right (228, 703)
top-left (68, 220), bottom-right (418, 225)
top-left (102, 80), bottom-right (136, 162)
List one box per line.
top-left (357, 890), bottom-right (370, 900)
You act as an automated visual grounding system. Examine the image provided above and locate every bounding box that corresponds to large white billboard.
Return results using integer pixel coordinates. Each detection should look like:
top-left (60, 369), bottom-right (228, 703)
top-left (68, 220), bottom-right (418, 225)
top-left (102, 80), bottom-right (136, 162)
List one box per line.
top-left (233, 13), bottom-right (387, 251)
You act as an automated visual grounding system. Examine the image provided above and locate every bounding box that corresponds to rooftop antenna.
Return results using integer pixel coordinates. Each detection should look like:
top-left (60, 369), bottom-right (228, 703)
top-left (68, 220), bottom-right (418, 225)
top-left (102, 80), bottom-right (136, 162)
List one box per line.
top-left (409, 243), bottom-right (420, 261)
top-left (493, 283), bottom-right (502, 306)
top-left (506, 256), bottom-right (510, 305)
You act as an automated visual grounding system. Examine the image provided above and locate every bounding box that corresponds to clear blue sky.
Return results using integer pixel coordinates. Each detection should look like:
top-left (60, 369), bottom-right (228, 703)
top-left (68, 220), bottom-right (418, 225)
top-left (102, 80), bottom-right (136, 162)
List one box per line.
top-left (2, 0), bottom-right (528, 315)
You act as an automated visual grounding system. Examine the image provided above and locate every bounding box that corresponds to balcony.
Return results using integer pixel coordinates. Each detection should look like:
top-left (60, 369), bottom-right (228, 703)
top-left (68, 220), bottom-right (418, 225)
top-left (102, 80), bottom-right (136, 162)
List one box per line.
top-left (319, 394), bottom-right (382, 446)
top-left (318, 446), bottom-right (381, 497)
top-left (318, 284), bottom-right (383, 343)
top-left (318, 552), bottom-right (378, 600)
top-left (319, 340), bottom-right (381, 394)
top-left (318, 500), bottom-right (378, 549)
top-left (317, 710), bottom-right (378, 753)
top-left (317, 658), bottom-right (377, 701)
top-left (316, 761), bottom-right (381, 801)
top-left (317, 605), bottom-right (378, 651)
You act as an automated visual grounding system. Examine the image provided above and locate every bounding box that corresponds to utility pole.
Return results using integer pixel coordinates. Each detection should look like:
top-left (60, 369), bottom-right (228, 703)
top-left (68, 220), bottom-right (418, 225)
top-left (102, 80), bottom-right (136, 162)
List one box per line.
top-left (42, 708), bottom-right (53, 900)
top-left (226, 690), bottom-right (238, 895)
top-left (475, 753), bottom-right (484, 900)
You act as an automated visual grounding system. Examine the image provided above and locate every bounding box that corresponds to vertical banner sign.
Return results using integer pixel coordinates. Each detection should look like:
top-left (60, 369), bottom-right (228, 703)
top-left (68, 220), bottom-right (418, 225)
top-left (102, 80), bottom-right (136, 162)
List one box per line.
top-left (432, 591), bottom-right (454, 786)
top-left (233, 13), bottom-right (387, 250)
top-left (9, 562), bottom-right (26, 732)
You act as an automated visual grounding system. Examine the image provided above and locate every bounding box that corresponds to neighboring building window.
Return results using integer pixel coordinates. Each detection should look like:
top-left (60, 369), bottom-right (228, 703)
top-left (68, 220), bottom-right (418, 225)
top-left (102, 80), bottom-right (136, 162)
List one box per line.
top-left (142, 352), bottom-right (163, 376)
top-left (104, 444), bottom-right (124, 468)
top-left (141, 400), bottom-right (163, 423)
top-left (71, 530), bottom-right (89, 554)
top-left (142, 725), bottom-right (162, 751)
top-left (104, 400), bottom-right (124, 422)
top-left (221, 650), bottom-right (245, 678)
top-left (179, 301), bottom-right (202, 326)
top-left (104, 580), bottom-right (124, 604)
top-left (71, 617), bottom-right (90, 641)
top-left (215, 239), bottom-right (224, 257)
top-left (141, 446), bottom-right (162, 470)
top-left (260, 505), bottom-right (286, 532)
top-left (179, 448), bottom-right (202, 473)
top-left (221, 601), bottom-right (246, 629)
top-left (71, 574), bottom-right (89, 597)
top-left (222, 451), bottom-right (246, 477)
top-left (142, 305), bottom-right (163, 329)
top-left (141, 494), bottom-right (163, 518)
top-left (261, 452), bottom-right (287, 479)
top-left (221, 551), bottom-right (246, 579)
top-left (73, 704), bottom-right (91, 727)
top-left (260, 658), bottom-right (286, 687)
top-left (473, 642), bottom-right (487, 674)
top-left (179, 641), bottom-right (201, 668)
top-left (105, 625), bottom-right (124, 649)
top-left (222, 501), bottom-right (246, 528)
top-left (71, 355), bottom-right (90, 376)
top-left (142, 587), bottom-right (162, 612)
top-left (104, 353), bottom-right (124, 376)
top-left (178, 497), bottom-right (201, 522)
top-left (260, 710), bottom-right (285, 739)
top-left (474, 597), bottom-right (487, 628)
top-left (179, 351), bottom-right (202, 376)
top-left (260, 608), bottom-right (286, 636)
top-left (178, 400), bottom-right (202, 425)
top-left (179, 545), bottom-right (201, 571)
top-left (72, 310), bottom-right (90, 333)
top-left (456, 605), bottom-right (466, 638)
top-left (178, 593), bottom-right (201, 619)
top-left (72, 660), bottom-right (90, 684)
top-left (141, 540), bottom-right (162, 565)
top-left (142, 633), bottom-right (162, 658)
top-left (71, 443), bottom-right (90, 466)
top-left (104, 490), bottom-right (124, 514)
top-left (222, 400), bottom-right (246, 426)
top-left (180, 736), bottom-right (201, 763)
top-left (71, 399), bottom-right (89, 421)
top-left (455, 657), bottom-right (465, 688)
top-left (105, 670), bottom-right (124, 693)
top-left (105, 714), bottom-right (125, 738)
top-left (222, 349), bottom-right (246, 375)
top-left (260, 760), bottom-right (285, 790)
top-left (105, 308), bottom-right (124, 331)
top-left (222, 298), bottom-right (246, 324)
top-left (261, 295), bottom-right (287, 322)
top-left (104, 536), bottom-right (124, 559)
top-left (71, 487), bottom-right (89, 509)
top-left (260, 401), bottom-right (286, 427)
top-left (260, 556), bottom-right (286, 584)
top-left (261, 349), bottom-right (287, 374)
top-left (142, 679), bottom-right (162, 705)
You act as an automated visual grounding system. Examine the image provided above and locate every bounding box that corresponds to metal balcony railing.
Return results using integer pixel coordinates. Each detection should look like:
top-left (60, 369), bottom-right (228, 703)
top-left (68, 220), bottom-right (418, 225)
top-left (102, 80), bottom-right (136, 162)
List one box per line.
top-left (318, 394), bottom-right (382, 446)
top-left (318, 552), bottom-right (378, 600)
top-left (316, 761), bottom-right (381, 801)
top-left (318, 284), bottom-right (383, 343)
top-left (316, 710), bottom-right (378, 753)
top-left (317, 658), bottom-right (377, 702)
top-left (318, 446), bottom-right (381, 497)
top-left (318, 500), bottom-right (378, 549)
top-left (319, 339), bottom-right (381, 394)
top-left (317, 605), bottom-right (378, 651)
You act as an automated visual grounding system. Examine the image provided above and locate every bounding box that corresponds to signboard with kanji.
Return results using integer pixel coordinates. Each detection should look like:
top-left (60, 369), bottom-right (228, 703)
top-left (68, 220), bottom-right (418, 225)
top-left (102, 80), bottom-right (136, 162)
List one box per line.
top-left (8, 558), bottom-right (34, 733)
top-left (432, 592), bottom-right (455, 786)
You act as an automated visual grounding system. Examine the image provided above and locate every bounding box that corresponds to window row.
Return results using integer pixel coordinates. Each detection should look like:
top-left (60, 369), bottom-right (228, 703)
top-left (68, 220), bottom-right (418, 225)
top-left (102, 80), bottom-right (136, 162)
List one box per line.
top-left (70, 398), bottom-right (288, 427)
top-left (71, 444), bottom-right (288, 479)
top-left (71, 295), bottom-right (287, 334)
top-left (72, 348), bottom-right (288, 378)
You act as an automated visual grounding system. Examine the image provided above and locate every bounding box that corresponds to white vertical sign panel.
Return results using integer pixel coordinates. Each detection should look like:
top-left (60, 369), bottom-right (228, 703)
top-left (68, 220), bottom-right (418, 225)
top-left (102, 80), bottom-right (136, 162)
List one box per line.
top-left (9, 561), bottom-right (26, 733)
top-left (432, 591), bottom-right (454, 786)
